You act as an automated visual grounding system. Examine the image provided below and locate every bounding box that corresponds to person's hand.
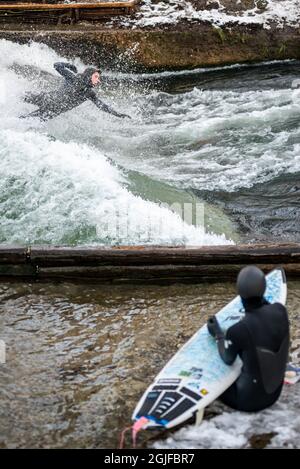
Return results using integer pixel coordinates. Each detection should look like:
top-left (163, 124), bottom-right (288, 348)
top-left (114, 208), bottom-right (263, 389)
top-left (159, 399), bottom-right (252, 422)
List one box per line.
top-left (119, 113), bottom-right (132, 119)
top-left (69, 64), bottom-right (78, 73)
top-left (207, 316), bottom-right (223, 339)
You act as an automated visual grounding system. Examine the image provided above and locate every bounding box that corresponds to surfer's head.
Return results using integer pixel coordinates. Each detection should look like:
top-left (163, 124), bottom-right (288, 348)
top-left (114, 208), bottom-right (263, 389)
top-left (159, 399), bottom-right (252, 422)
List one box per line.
top-left (91, 71), bottom-right (100, 86)
top-left (80, 67), bottom-right (101, 88)
top-left (237, 266), bottom-right (266, 301)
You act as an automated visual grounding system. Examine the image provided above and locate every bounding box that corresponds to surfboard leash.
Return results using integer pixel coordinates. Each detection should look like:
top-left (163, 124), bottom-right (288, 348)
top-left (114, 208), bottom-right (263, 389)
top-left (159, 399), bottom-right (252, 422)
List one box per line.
top-left (119, 417), bottom-right (149, 449)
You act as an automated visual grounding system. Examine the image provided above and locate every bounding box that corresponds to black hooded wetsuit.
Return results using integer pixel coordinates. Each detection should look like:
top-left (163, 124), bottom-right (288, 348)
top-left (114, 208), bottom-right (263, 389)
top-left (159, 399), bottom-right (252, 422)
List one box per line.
top-left (216, 298), bottom-right (290, 412)
top-left (23, 62), bottom-right (126, 121)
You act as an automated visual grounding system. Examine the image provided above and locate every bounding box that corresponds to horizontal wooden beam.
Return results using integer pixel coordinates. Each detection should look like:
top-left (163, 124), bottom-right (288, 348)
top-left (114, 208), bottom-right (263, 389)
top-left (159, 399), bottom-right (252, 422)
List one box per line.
top-left (0, 1), bottom-right (139, 10)
top-left (28, 244), bottom-right (300, 266)
top-left (0, 245), bottom-right (29, 264)
top-left (0, 244), bottom-right (300, 283)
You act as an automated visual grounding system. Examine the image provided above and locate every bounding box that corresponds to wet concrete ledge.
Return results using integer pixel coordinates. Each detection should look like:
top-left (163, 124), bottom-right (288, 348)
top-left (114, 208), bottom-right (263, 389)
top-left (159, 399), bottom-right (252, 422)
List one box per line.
top-left (0, 244), bottom-right (299, 283)
top-left (1, 22), bottom-right (300, 71)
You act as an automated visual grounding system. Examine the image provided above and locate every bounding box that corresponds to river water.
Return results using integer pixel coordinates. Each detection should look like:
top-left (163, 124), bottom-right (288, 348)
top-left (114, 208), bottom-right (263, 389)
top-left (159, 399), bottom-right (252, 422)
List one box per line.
top-left (0, 39), bottom-right (300, 449)
top-left (0, 280), bottom-right (299, 449)
top-left (1, 39), bottom-right (299, 245)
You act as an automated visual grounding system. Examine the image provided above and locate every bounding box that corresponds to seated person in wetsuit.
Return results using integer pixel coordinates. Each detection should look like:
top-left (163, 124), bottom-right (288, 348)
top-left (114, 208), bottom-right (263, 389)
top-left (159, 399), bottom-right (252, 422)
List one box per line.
top-left (207, 266), bottom-right (290, 412)
top-left (21, 62), bottom-right (130, 121)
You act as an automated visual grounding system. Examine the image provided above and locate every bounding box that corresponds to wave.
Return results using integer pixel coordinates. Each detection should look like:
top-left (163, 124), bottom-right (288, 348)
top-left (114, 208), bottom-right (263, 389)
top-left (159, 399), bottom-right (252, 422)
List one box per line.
top-left (0, 129), bottom-right (231, 246)
top-left (2, 39), bottom-right (299, 244)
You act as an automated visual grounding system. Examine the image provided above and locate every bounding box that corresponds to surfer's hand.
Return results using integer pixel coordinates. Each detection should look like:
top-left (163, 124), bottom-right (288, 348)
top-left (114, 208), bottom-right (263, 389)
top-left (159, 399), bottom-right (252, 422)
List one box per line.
top-left (207, 316), bottom-right (223, 339)
top-left (66, 63), bottom-right (78, 73)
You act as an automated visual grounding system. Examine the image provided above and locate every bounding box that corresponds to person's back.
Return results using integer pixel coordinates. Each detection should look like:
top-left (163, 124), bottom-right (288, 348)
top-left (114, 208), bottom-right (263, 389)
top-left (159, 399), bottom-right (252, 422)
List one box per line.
top-left (221, 298), bottom-right (289, 412)
top-left (207, 266), bottom-right (290, 412)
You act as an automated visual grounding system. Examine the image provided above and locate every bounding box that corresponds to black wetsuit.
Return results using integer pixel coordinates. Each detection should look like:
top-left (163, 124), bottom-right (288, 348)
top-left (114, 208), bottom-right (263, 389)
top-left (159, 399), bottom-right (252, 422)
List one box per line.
top-left (23, 62), bottom-right (126, 121)
top-left (214, 299), bottom-right (290, 412)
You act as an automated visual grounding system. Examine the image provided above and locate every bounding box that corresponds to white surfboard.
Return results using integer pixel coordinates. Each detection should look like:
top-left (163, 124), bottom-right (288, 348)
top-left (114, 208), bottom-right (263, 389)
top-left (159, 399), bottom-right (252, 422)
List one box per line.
top-left (132, 268), bottom-right (287, 429)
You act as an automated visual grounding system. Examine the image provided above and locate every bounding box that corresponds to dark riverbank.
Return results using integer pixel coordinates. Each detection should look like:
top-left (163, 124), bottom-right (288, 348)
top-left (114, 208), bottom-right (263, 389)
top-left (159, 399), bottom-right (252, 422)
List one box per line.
top-left (1, 22), bottom-right (300, 72)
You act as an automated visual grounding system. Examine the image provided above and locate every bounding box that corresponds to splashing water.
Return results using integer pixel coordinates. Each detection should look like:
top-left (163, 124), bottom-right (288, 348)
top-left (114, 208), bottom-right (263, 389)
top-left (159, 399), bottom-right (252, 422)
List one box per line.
top-left (1, 39), bottom-right (299, 244)
top-left (0, 39), bottom-right (233, 246)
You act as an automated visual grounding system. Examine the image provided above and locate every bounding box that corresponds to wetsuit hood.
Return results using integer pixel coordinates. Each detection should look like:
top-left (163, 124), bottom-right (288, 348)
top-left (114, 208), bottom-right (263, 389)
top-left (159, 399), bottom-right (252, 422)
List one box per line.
top-left (77, 67), bottom-right (100, 89)
top-left (237, 266), bottom-right (267, 301)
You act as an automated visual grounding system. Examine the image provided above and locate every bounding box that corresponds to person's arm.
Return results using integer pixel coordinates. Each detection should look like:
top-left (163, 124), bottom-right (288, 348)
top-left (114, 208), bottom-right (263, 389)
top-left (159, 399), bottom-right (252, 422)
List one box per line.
top-left (89, 93), bottom-right (131, 119)
top-left (54, 62), bottom-right (78, 83)
top-left (207, 316), bottom-right (240, 366)
top-left (19, 108), bottom-right (48, 121)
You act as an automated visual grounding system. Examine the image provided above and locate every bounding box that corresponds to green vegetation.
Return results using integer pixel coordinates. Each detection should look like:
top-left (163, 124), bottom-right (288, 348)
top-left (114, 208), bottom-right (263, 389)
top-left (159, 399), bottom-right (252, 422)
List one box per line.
top-left (214, 26), bottom-right (227, 44)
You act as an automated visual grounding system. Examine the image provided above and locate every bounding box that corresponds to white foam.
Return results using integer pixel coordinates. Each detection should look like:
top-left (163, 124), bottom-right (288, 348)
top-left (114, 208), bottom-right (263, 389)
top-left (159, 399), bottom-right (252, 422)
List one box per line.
top-left (114, 0), bottom-right (300, 30)
top-left (0, 39), bottom-right (85, 75)
top-left (3, 39), bottom-right (298, 244)
top-left (0, 127), bottom-right (232, 245)
top-left (153, 386), bottom-right (300, 449)
top-left (0, 39), bottom-right (236, 246)
top-left (106, 85), bottom-right (300, 193)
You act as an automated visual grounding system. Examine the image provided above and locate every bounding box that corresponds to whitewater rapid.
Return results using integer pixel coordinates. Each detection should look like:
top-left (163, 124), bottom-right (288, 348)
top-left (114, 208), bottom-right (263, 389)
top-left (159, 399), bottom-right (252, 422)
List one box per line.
top-left (1, 39), bottom-right (300, 244)
top-left (0, 39), bottom-right (231, 246)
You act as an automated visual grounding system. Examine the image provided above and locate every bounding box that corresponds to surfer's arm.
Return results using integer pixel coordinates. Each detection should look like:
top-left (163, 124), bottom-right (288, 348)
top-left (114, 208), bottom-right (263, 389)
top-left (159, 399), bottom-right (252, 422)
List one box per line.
top-left (90, 94), bottom-right (131, 118)
top-left (54, 62), bottom-right (78, 83)
top-left (217, 323), bottom-right (244, 366)
top-left (207, 317), bottom-right (239, 366)
top-left (19, 109), bottom-right (48, 121)
top-left (216, 336), bottom-right (239, 366)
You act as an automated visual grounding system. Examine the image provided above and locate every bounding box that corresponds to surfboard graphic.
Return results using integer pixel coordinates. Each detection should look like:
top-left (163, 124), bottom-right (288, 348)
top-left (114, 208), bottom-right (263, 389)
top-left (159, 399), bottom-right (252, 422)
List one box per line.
top-left (132, 268), bottom-right (287, 429)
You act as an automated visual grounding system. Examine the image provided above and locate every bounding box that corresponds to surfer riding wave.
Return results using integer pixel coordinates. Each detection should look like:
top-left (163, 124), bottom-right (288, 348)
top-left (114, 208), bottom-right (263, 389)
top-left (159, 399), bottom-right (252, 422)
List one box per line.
top-left (20, 62), bottom-right (131, 121)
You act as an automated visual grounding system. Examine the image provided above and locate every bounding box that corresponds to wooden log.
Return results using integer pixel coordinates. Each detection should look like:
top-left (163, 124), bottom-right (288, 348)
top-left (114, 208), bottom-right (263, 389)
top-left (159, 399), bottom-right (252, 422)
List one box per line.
top-left (0, 264), bottom-right (37, 277)
top-left (0, 2), bottom-right (139, 23)
top-left (1, 244), bottom-right (300, 282)
top-left (2, 1), bottom-right (60, 3)
top-left (36, 263), bottom-right (300, 283)
top-left (29, 244), bottom-right (300, 267)
top-left (0, 1), bottom-right (139, 10)
top-left (0, 245), bottom-right (28, 265)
